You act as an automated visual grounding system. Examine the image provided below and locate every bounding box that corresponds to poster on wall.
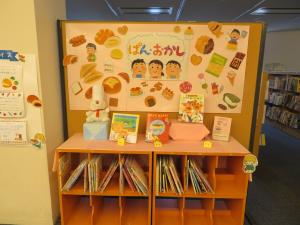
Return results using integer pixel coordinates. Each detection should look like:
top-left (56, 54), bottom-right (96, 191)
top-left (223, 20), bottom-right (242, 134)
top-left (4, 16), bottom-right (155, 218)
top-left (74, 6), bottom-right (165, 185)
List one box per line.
top-left (64, 22), bottom-right (249, 113)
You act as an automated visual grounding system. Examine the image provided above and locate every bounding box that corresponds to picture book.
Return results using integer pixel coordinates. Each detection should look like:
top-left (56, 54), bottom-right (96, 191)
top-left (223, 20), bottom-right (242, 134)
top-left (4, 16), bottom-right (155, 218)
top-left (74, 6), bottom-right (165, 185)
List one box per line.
top-left (109, 113), bottom-right (140, 143)
top-left (178, 94), bottom-right (204, 123)
top-left (145, 113), bottom-right (170, 143)
top-left (212, 116), bottom-right (232, 141)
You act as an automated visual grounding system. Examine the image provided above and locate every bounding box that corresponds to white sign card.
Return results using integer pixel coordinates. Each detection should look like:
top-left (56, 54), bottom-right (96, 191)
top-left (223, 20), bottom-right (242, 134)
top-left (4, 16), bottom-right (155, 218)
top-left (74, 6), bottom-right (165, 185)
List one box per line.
top-left (0, 92), bottom-right (25, 118)
top-left (0, 121), bottom-right (27, 144)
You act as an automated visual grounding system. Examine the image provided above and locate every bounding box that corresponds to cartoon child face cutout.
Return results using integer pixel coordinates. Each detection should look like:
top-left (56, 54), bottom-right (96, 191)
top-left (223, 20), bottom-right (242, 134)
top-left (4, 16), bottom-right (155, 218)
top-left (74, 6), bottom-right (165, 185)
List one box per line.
top-left (229, 29), bottom-right (240, 43)
top-left (166, 60), bottom-right (181, 79)
top-left (131, 59), bottom-right (146, 79)
top-left (149, 60), bottom-right (164, 79)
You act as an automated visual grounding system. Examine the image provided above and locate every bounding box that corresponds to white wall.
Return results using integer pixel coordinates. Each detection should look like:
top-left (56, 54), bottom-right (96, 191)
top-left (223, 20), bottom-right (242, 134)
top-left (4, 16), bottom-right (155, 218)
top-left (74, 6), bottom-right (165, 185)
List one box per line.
top-left (0, 0), bottom-right (65, 225)
top-left (264, 30), bottom-right (300, 71)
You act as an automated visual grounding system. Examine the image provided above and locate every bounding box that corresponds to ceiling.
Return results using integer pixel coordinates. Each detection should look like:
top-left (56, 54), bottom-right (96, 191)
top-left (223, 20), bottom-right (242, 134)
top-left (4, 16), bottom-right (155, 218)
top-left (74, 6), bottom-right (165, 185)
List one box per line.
top-left (66, 0), bottom-right (300, 32)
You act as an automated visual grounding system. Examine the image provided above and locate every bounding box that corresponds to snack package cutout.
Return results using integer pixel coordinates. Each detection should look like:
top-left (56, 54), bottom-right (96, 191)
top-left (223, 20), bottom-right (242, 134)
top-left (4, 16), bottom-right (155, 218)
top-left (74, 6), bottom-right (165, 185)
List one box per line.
top-left (243, 154), bottom-right (258, 174)
top-left (230, 52), bottom-right (246, 70)
top-left (227, 71), bottom-right (237, 85)
top-left (205, 53), bottom-right (227, 77)
top-left (86, 43), bottom-right (96, 62)
top-left (203, 141), bottom-right (213, 148)
top-left (227, 29), bottom-right (241, 50)
top-left (86, 85), bottom-right (110, 123)
top-left (208, 21), bottom-right (223, 37)
top-left (117, 137), bottom-right (126, 146)
top-left (223, 93), bottom-right (241, 109)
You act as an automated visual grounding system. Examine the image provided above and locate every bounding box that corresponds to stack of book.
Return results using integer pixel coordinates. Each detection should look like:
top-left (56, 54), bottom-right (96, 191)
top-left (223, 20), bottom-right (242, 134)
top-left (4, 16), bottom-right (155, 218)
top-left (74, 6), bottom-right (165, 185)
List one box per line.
top-left (186, 158), bottom-right (213, 194)
top-left (98, 158), bottom-right (119, 192)
top-left (121, 156), bottom-right (148, 195)
top-left (62, 158), bottom-right (88, 191)
top-left (88, 156), bottom-right (102, 193)
top-left (269, 76), bottom-right (286, 90)
top-left (156, 156), bottom-right (183, 194)
top-left (286, 76), bottom-right (300, 92)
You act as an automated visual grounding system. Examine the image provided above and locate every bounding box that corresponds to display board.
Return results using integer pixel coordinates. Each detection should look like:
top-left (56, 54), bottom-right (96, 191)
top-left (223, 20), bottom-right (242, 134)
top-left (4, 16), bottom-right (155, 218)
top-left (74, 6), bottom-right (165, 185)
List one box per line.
top-left (64, 22), bottom-right (249, 113)
top-left (60, 21), bottom-right (264, 149)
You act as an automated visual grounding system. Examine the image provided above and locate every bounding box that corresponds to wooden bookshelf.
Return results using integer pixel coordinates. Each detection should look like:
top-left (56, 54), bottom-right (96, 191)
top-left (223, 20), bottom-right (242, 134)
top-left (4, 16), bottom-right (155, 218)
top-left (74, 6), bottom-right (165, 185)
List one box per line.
top-left (265, 72), bottom-right (300, 135)
top-left (56, 134), bottom-right (152, 225)
top-left (55, 134), bottom-right (250, 225)
top-left (152, 137), bottom-right (249, 225)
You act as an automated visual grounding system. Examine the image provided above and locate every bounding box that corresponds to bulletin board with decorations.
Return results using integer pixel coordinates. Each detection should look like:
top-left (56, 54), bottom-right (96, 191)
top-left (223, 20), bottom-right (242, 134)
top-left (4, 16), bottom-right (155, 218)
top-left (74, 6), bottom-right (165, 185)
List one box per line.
top-left (60, 21), bottom-right (264, 148)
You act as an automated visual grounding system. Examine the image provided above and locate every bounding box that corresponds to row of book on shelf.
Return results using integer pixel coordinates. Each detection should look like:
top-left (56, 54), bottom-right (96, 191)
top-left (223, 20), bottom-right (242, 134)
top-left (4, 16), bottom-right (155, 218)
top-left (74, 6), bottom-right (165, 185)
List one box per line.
top-left (269, 75), bottom-right (300, 92)
top-left (58, 153), bottom-right (215, 195)
top-left (267, 92), bottom-right (300, 112)
top-left (59, 154), bottom-right (148, 195)
top-left (266, 106), bottom-right (299, 129)
top-left (156, 156), bottom-right (213, 195)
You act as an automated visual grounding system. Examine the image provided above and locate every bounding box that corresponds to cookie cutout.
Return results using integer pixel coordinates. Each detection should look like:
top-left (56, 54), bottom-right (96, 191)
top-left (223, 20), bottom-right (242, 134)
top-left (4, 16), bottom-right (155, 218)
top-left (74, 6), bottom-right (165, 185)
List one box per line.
top-left (154, 82), bottom-right (163, 91)
top-left (179, 81), bottom-right (192, 93)
top-left (63, 55), bottom-right (77, 66)
top-left (174, 26), bottom-right (181, 33)
top-left (85, 86), bottom-right (93, 99)
top-left (218, 103), bottom-right (227, 110)
top-left (145, 96), bottom-right (156, 107)
top-left (109, 98), bottom-right (119, 107)
top-left (208, 21), bottom-right (223, 38)
top-left (27, 94), bottom-right (42, 107)
top-left (102, 76), bottom-right (122, 94)
top-left (223, 93), bottom-right (241, 109)
top-left (95, 29), bottom-right (114, 45)
top-left (118, 72), bottom-right (130, 83)
top-left (69, 35), bottom-right (86, 47)
top-left (191, 54), bottom-right (202, 65)
top-left (195, 36), bottom-right (214, 54)
top-left (110, 49), bottom-right (123, 60)
top-left (117, 25), bottom-right (128, 35)
top-left (130, 87), bottom-right (143, 96)
top-left (162, 87), bottom-right (174, 100)
top-left (104, 36), bottom-right (121, 48)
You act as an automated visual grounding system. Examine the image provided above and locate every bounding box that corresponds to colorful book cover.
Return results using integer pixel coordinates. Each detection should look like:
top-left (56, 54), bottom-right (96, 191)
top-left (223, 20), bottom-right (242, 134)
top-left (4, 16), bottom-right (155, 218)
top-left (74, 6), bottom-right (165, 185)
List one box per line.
top-left (145, 113), bottom-right (170, 143)
top-left (109, 113), bottom-right (140, 143)
top-left (178, 94), bottom-right (204, 123)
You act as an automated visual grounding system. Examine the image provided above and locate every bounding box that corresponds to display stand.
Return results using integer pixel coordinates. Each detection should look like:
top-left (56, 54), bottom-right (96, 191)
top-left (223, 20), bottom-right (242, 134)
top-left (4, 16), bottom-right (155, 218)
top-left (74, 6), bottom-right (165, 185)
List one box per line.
top-left (55, 134), bottom-right (249, 225)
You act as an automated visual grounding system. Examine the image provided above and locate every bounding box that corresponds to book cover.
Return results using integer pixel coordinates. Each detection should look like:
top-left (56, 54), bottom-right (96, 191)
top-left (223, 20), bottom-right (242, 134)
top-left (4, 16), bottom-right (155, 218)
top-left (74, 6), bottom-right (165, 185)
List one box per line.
top-left (178, 94), bottom-right (204, 123)
top-left (145, 113), bottom-right (170, 143)
top-left (212, 116), bottom-right (232, 141)
top-left (110, 113), bottom-right (140, 143)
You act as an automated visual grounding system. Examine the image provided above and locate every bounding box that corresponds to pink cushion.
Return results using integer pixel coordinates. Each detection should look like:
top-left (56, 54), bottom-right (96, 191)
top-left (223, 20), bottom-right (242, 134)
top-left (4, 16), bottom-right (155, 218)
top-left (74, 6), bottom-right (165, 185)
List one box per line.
top-left (169, 120), bottom-right (210, 141)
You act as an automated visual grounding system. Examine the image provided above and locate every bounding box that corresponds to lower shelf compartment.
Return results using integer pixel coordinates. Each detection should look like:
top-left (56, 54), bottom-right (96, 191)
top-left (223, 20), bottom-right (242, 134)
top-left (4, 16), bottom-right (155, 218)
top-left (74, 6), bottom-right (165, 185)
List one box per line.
top-left (122, 197), bottom-right (149, 225)
top-left (184, 209), bottom-right (212, 225)
top-left (155, 198), bottom-right (182, 225)
top-left (93, 197), bottom-right (120, 225)
top-left (62, 196), bottom-right (91, 225)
